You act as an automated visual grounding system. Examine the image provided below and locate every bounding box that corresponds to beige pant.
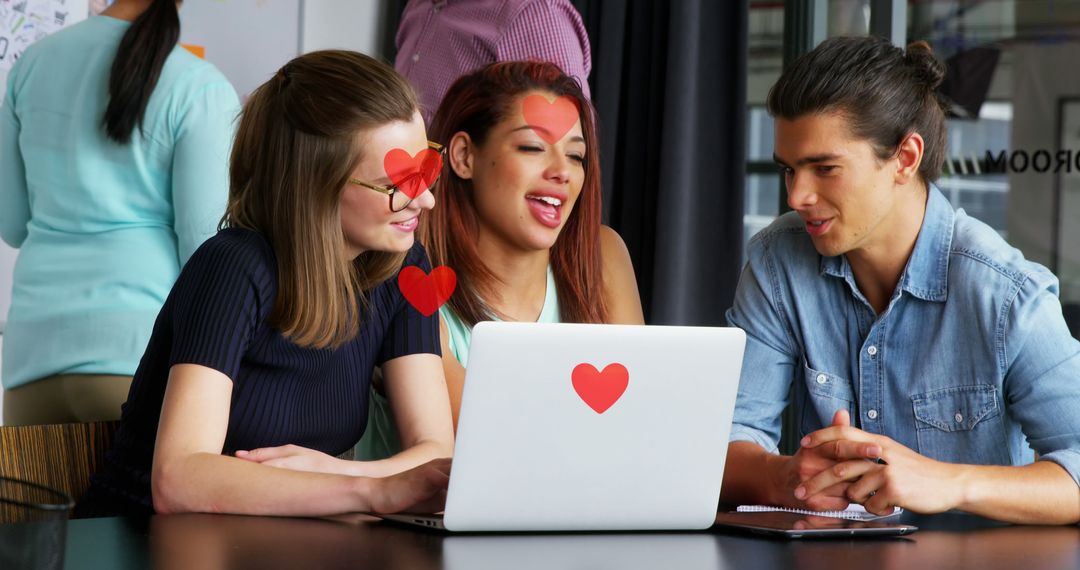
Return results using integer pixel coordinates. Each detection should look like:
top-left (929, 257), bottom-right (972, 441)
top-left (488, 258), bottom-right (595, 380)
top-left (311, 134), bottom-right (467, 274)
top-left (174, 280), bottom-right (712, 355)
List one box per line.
top-left (3, 374), bottom-right (133, 426)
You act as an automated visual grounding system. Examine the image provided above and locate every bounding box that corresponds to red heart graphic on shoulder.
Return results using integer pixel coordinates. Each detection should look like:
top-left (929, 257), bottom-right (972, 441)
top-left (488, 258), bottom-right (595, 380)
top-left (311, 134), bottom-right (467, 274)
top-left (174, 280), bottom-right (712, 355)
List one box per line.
top-left (571, 363), bottom-right (629, 414)
top-left (384, 148), bottom-right (443, 199)
top-left (398, 265), bottom-right (457, 316)
top-left (522, 94), bottom-right (580, 145)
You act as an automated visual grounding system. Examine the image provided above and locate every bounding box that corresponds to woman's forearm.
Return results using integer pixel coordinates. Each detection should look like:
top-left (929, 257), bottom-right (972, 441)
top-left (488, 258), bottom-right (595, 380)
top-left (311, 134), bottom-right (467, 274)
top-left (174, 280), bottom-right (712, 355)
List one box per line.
top-left (349, 439), bottom-right (452, 478)
top-left (152, 451), bottom-right (377, 516)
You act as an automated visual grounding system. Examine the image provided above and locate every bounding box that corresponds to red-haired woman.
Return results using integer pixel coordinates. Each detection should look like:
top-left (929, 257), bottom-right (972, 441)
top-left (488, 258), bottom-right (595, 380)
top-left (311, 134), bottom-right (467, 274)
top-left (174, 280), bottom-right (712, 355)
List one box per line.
top-left (359, 60), bottom-right (643, 458)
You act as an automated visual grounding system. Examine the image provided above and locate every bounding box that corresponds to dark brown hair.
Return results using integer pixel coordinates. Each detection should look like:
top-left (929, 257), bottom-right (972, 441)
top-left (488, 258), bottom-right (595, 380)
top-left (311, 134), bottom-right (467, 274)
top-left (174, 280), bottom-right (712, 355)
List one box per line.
top-left (223, 50), bottom-right (418, 349)
top-left (103, 0), bottom-right (181, 144)
top-left (767, 36), bottom-right (949, 183)
top-left (421, 61), bottom-right (606, 327)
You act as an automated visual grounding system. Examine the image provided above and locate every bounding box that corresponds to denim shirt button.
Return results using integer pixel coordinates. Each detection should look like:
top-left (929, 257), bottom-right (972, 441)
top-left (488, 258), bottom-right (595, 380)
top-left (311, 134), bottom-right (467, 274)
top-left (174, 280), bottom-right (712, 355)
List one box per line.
top-left (867, 345), bottom-right (878, 356)
top-left (816, 374), bottom-right (827, 385)
top-left (955, 412), bottom-right (964, 423)
top-left (867, 409), bottom-right (878, 420)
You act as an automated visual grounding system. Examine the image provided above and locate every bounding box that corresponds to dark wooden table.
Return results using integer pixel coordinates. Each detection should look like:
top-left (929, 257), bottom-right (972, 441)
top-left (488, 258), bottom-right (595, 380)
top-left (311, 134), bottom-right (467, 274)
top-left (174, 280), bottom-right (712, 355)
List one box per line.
top-left (4, 511), bottom-right (1078, 570)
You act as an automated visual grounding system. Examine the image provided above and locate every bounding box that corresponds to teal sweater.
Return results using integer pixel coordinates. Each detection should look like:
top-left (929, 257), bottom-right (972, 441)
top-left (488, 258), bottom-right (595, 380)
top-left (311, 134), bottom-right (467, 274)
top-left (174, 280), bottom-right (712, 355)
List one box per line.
top-left (0, 16), bottom-right (239, 389)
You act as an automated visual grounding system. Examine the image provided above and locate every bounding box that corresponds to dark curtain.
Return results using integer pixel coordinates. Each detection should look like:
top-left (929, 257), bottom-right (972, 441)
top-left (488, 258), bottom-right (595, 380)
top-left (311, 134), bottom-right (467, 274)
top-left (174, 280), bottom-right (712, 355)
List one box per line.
top-left (381, 1), bottom-right (749, 326)
top-left (380, 0), bottom-right (409, 63)
top-left (574, 0), bottom-right (748, 325)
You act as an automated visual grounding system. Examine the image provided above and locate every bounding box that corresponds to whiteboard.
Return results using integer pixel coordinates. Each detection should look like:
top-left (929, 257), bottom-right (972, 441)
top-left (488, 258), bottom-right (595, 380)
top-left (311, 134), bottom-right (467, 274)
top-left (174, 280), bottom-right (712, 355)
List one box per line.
top-left (0, 0), bottom-right (90, 75)
top-left (179, 0), bottom-right (302, 99)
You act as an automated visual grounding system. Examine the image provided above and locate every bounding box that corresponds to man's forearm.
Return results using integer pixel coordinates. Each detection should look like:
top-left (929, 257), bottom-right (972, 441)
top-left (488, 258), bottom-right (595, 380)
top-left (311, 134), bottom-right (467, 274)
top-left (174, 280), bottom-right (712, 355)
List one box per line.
top-left (957, 460), bottom-right (1079, 524)
top-left (720, 441), bottom-right (787, 506)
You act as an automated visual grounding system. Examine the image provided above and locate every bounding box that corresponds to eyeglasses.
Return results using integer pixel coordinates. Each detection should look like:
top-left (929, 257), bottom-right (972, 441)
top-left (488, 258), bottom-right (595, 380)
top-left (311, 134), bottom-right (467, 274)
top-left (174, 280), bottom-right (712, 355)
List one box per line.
top-left (348, 141), bottom-right (446, 212)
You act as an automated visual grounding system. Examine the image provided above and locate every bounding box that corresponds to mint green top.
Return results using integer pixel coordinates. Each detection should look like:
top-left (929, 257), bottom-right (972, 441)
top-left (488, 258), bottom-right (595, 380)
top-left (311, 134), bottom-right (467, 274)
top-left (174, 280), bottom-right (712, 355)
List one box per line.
top-left (356, 266), bottom-right (560, 460)
top-left (0, 16), bottom-right (239, 389)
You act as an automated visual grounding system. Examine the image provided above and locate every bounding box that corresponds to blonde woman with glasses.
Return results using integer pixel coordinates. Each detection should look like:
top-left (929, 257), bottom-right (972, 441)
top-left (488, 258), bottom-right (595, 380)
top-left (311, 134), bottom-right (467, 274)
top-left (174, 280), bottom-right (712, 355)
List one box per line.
top-left (77, 50), bottom-right (453, 518)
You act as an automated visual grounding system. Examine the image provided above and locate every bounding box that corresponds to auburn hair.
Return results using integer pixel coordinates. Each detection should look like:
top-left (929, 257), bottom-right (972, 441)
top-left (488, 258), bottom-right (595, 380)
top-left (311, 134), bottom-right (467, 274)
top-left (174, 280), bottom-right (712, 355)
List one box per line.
top-left (223, 50), bottom-right (417, 349)
top-left (421, 60), bottom-right (606, 326)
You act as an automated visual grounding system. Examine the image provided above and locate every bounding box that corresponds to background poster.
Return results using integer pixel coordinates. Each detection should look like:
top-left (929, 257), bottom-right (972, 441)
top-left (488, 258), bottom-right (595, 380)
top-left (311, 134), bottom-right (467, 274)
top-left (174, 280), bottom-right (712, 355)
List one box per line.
top-left (0, 0), bottom-right (90, 72)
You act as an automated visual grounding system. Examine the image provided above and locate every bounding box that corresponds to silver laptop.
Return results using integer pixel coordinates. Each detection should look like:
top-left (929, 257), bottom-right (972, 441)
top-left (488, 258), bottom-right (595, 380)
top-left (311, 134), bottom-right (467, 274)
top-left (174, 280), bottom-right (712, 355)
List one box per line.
top-left (380, 322), bottom-right (745, 532)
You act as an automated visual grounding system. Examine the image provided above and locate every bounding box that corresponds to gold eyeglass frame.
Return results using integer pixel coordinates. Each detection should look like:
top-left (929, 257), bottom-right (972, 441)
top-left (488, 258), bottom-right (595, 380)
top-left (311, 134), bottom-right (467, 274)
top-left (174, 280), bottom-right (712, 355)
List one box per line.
top-left (347, 141), bottom-right (446, 212)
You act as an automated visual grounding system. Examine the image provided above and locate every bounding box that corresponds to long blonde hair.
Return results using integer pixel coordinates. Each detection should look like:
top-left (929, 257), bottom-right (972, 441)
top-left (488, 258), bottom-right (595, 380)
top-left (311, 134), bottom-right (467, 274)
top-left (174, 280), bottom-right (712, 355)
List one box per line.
top-left (223, 50), bottom-right (419, 349)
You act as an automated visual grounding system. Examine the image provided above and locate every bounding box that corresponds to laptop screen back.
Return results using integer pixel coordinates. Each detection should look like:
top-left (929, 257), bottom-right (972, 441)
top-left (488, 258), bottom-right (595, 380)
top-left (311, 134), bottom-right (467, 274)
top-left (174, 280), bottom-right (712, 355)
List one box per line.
top-left (443, 322), bottom-right (746, 531)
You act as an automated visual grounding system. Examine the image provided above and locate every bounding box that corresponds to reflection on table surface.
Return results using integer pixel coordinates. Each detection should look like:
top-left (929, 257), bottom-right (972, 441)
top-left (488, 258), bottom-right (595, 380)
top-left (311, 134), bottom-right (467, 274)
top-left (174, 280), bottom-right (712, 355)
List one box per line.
top-left (0, 510), bottom-right (1074, 570)
top-left (442, 533), bottom-right (722, 570)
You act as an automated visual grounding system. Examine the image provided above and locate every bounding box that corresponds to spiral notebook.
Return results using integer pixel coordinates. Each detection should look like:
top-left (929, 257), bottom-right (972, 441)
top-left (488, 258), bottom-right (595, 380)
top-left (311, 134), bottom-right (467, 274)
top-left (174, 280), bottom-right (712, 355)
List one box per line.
top-left (735, 504), bottom-right (902, 521)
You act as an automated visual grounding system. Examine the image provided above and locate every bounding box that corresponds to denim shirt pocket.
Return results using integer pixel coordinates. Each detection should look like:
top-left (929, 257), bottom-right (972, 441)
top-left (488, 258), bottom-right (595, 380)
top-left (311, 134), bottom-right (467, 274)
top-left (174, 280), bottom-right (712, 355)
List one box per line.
top-left (800, 362), bottom-right (856, 437)
top-left (911, 385), bottom-right (1009, 465)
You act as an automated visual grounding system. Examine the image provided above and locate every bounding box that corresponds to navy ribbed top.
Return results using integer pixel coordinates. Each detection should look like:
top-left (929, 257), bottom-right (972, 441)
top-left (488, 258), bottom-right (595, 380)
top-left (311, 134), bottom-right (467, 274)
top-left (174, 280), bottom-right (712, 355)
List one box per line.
top-left (78, 228), bottom-right (440, 516)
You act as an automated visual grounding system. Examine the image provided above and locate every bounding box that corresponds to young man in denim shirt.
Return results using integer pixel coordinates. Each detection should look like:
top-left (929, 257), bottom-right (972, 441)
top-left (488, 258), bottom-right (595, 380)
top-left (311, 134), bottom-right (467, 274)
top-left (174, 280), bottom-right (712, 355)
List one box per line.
top-left (721, 36), bottom-right (1080, 524)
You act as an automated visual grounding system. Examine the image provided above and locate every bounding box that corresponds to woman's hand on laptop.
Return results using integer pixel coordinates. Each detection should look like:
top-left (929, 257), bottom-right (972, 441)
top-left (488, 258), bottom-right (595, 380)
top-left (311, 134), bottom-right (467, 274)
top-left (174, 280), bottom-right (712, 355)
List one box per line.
top-left (368, 458), bottom-right (452, 514)
top-left (236, 447), bottom-right (451, 514)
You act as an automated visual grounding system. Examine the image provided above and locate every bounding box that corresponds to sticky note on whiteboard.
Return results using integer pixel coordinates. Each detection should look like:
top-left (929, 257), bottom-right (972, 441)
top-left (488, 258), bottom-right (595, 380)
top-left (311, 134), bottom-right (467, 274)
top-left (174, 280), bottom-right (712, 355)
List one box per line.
top-left (181, 43), bottom-right (205, 59)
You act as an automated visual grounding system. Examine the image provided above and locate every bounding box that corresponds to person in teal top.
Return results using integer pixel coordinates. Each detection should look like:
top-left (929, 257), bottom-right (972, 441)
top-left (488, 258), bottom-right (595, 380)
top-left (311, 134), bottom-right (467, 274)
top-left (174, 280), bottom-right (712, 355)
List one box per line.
top-left (359, 267), bottom-right (561, 459)
top-left (440, 267), bottom-right (561, 367)
top-left (0, 0), bottom-right (239, 424)
top-left (357, 60), bottom-right (644, 460)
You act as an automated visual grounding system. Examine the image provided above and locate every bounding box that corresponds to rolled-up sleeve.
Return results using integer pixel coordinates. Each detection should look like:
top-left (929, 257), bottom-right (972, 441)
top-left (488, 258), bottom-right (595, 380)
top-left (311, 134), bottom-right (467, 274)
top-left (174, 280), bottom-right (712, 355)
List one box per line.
top-left (1002, 269), bottom-right (1080, 488)
top-left (725, 235), bottom-right (800, 453)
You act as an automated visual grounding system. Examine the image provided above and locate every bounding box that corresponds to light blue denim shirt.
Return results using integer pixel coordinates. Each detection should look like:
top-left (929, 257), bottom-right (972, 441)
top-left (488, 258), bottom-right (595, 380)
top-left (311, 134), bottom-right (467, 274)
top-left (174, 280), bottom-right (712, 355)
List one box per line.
top-left (726, 186), bottom-right (1080, 488)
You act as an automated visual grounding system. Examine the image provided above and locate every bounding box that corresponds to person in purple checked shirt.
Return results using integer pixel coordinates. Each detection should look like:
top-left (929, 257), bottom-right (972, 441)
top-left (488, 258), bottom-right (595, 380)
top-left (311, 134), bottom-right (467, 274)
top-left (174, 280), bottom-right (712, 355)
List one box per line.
top-left (394, 0), bottom-right (592, 124)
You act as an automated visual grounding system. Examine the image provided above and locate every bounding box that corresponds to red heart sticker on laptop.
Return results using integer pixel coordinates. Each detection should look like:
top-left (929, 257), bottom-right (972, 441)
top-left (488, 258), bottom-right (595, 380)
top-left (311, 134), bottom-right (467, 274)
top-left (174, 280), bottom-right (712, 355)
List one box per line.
top-left (398, 265), bottom-right (457, 316)
top-left (571, 363), bottom-right (629, 414)
top-left (522, 94), bottom-right (580, 145)
top-left (384, 147), bottom-right (443, 199)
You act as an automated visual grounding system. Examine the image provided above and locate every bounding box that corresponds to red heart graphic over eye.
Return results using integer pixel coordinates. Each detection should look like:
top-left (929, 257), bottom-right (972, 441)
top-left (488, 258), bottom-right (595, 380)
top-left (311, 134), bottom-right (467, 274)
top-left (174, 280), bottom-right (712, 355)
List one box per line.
top-left (384, 148), bottom-right (443, 199)
top-left (398, 265), bottom-right (457, 317)
top-left (522, 94), bottom-right (580, 145)
top-left (571, 363), bottom-right (629, 414)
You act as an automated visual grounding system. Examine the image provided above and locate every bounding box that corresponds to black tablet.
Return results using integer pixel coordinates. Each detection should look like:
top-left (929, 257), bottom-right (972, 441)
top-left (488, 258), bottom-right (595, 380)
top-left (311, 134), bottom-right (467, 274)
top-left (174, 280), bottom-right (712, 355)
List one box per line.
top-left (713, 511), bottom-right (918, 539)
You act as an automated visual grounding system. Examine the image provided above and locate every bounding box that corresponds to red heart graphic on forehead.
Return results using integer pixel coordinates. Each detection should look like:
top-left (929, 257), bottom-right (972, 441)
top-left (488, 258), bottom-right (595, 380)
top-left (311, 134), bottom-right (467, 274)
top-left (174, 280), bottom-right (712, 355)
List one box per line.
top-left (522, 94), bottom-right (580, 145)
top-left (384, 148), bottom-right (443, 199)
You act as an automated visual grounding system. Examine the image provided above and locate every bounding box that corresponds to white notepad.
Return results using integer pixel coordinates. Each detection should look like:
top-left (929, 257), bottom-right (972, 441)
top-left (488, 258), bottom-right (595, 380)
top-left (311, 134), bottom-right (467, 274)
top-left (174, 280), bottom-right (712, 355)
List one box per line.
top-left (736, 504), bottom-right (903, 521)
